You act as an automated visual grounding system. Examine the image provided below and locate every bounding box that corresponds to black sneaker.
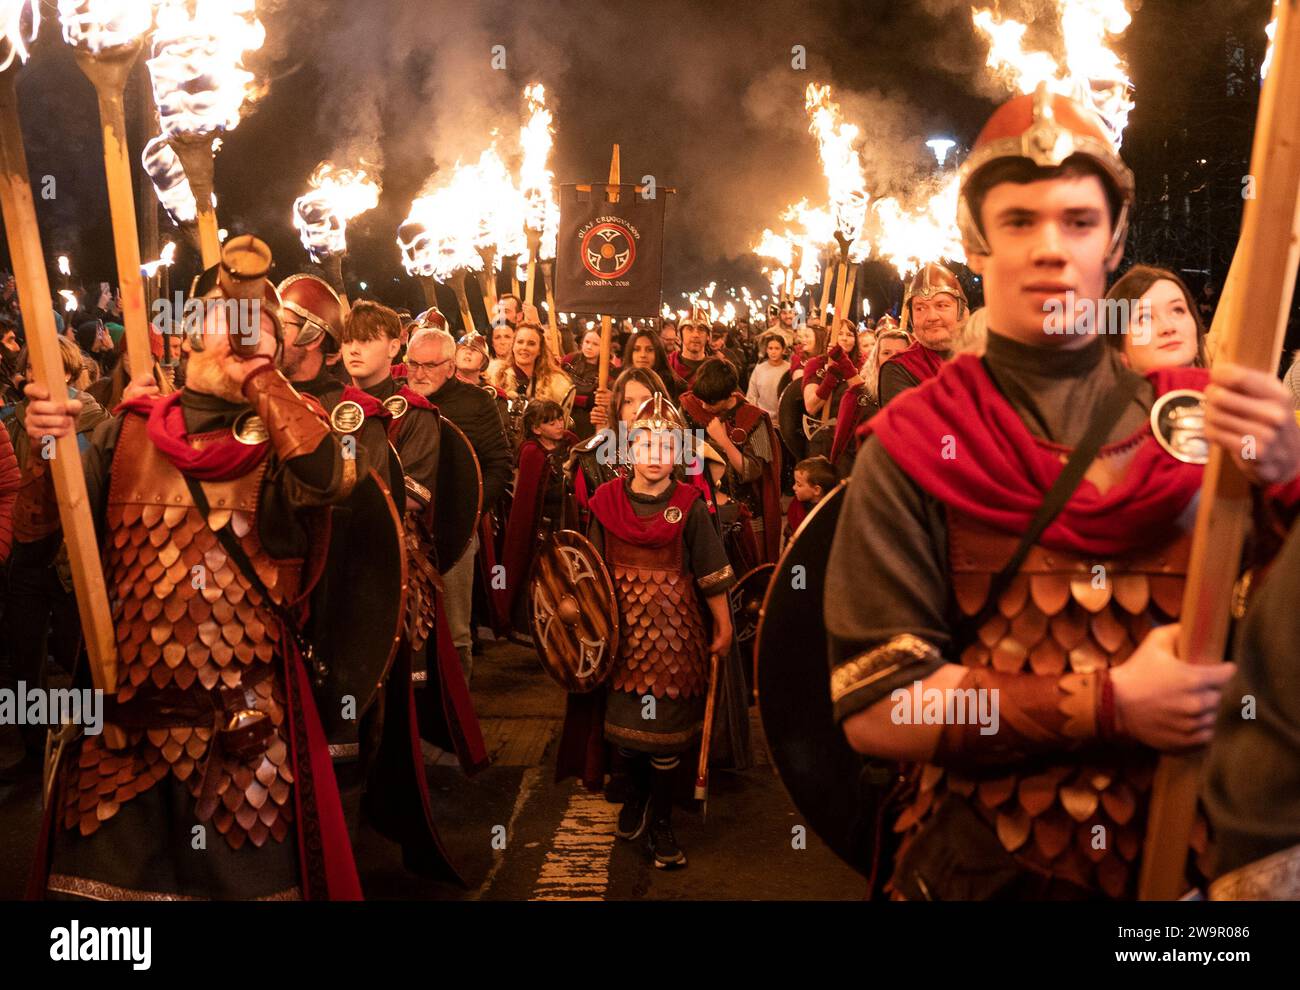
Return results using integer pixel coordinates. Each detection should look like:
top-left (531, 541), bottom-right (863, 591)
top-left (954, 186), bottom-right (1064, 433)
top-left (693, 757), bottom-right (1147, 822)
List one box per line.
top-left (615, 792), bottom-right (650, 841)
top-left (647, 816), bottom-right (687, 869)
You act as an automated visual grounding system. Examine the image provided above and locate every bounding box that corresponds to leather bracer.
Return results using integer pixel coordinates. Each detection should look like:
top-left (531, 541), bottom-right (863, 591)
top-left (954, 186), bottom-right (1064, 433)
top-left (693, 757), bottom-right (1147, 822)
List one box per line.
top-left (242, 363), bottom-right (330, 462)
top-left (931, 665), bottom-right (1117, 770)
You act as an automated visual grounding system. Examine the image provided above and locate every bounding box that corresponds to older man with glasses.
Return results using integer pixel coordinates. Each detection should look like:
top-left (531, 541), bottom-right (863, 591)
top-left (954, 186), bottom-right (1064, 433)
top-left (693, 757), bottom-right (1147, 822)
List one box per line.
top-left (404, 328), bottom-right (512, 681)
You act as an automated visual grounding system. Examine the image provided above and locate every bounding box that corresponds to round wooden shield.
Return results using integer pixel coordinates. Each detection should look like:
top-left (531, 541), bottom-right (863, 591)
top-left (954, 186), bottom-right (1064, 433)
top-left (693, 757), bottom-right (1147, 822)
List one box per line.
top-left (529, 530), bottom-right (619, 693)
top-left (755, 482), bottom-right (876, 878)
top-left (777, 379), bottom-right (808, 463)
top-left (434, 418), bottom-right (483, 571)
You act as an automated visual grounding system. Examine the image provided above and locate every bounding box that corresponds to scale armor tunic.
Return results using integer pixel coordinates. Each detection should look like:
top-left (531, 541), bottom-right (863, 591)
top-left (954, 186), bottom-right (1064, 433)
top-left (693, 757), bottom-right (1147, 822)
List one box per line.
top-left (890, 510), bottom-right (1211, 898)
top-left (63, 414), bottom-right (297, 851)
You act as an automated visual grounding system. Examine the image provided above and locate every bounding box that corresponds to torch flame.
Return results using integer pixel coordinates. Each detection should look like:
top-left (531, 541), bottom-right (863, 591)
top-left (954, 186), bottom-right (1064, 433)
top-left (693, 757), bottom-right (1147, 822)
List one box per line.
top-left (872, 174), bottom-right (965, 279)
top-left (58, 289), bottom-right (77, 312)
top-left (804, 83), bottom-right (869, 241)
top-left (141, 134), bottom-right (199, 224)
top-left (520, 82), bottom-right (560, 258)
top-left (57, 255), bottom-right (70, 277)
top-left (1263, 4), bottom-right (1279, 81)
top-left (147, 0), bottom-right (265, 143)
top-left (57, 0), bottom-right (153, 55)
top-left (0, 1), bottom-right (39, 71)
top-left (973, 1), bottom-right (1134, 147)
top-left (293, 161), bottom-right (381, 261)
top-left (140, 240), bottom-right (176, 278)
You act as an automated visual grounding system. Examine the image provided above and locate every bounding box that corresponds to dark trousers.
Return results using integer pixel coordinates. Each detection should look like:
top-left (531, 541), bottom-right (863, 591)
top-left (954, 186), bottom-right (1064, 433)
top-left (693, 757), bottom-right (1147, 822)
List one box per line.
top-left (0, 535), bottom-right (81, 754)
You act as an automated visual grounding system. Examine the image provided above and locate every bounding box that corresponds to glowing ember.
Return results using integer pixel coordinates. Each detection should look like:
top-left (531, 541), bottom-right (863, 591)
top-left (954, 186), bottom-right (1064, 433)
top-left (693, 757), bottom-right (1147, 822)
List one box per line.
top-left (141, 134), bottom-right (199, 224)
top-left (804, 84), bottom-right (869, 241)
top-left (140, 240), bottom-right (176, 278)
top-left (872, 174), bottom-right (965, 279)
top-left (519, 83), bottom-right (560, 259)
top-left (973, 1), bottom-right (1134, 147)
top-left (148, 0), bottom-right (265, 143)
top-left (293, 161), bottom-right (380, 261)
top-left (0, 1), bottom-right (39, 71)
top-left (58, 0), bottom-right (153, 55)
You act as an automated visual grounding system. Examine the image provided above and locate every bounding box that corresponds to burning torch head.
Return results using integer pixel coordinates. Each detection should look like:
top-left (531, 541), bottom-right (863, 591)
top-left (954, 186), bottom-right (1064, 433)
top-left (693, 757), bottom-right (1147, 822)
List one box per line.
top-left (277, 273), bottom-right (344, 352)
top-left (899, 263), bottom-right (969, 334)
top-left (957, 83), bottom-right (1135, 261)
top-left (188, 234), bottom-right (283, 358)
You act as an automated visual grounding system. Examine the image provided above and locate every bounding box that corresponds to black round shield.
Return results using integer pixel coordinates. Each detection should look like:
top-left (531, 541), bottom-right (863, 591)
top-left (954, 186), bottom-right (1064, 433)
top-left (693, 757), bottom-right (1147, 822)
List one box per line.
top-left (312, 468), bottom-right (406, 740)
top-left (729, 563), bottom-right (773, 697)
top-left (434, 418), bottom-right (483, 571)
top-left (755, 482), bottom-right (875, 877)
top-left (777, 379), bottom-right (808, 463)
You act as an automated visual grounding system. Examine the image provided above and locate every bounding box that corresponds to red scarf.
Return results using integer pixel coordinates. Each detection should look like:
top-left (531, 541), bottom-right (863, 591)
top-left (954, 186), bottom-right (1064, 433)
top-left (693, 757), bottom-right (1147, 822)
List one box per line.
top-left (669, 350), bottom-right (704, 383)
top-left (117, 391), bottom-right (269, 481)
top-left (883, 340), bottom-right (947, 385)
top-left (860, 354), bottom-right (1206, 556)
top-left (589, 479), bottom-right (700, 547)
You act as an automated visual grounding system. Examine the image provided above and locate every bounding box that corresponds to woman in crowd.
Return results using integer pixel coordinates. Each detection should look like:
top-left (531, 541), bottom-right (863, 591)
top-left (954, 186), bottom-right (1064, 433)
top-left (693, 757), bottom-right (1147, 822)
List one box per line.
top-left (1104, 264), bottom-right (1207, 372)
top-left (621, 328), bottom-right (687, 401)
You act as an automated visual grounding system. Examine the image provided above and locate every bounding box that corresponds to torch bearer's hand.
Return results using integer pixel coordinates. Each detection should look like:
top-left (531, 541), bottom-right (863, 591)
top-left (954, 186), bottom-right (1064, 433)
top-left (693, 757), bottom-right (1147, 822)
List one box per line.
top-left (203, 302), bottom-right (278, 387)
top-left (522, 303), bottom-right (541, 325)
top-left (1203, 362), bottom-right (1300, 486)
top-left (590, 388), bottom-right (612, 429)
top-left (122, 375), bottom-right (160, 402)
top-left (21, 383), bottom-right (80, 441)
top-left (1110, 623), bottom-right (1236, 752)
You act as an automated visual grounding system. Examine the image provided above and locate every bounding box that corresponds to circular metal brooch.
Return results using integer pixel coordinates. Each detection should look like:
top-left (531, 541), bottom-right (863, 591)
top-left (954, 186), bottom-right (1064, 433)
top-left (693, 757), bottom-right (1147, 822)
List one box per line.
top-left (232, 411), bottom-right (270, 445)
top-left (1150, 388), bottom-right (1209, 465)
top-left (663, 506), bottom-right (683, 523)
top-left (330, 399), bottom-right (365, 434)
top-left (383, 394), bottom-right (410, 419)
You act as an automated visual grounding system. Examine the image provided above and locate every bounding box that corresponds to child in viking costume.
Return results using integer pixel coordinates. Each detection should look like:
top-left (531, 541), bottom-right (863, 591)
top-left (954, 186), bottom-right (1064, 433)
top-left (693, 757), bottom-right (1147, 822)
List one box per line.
top-left (585, 395), bottom-right (734, 868)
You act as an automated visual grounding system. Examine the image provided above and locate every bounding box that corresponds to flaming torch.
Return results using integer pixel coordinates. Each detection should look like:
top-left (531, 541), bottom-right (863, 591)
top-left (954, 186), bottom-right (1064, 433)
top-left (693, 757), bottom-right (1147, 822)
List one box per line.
top-left (973, 0), bottom-right (1135, 148)
top-left (1, 3), bottom-right (123, 749)
top-left (805, 83), bottom-right (869, 330)
top-left (59, 0), bottom-right (156, 382)
top-left (293, 161), bottom-right (380, 302)
top-left (147, 0), bottom-right (266, 268)
top-left (399, 173), bottom-right (480, 331)
top-left (520, 83), bottom-right (561, 351)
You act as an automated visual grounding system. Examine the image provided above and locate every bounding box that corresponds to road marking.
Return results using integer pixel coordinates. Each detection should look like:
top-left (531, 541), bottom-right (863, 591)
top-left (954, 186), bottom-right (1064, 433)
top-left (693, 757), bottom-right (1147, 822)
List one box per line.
top-left (472, 766), bottom-right (543, 901)
top-left (531, 787), bottom-right (619, 901)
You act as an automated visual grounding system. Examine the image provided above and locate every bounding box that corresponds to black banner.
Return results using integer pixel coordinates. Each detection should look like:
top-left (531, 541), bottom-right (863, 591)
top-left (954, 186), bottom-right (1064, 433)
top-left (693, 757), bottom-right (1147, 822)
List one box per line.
top-left (553, 183), bottom-right (667, 317)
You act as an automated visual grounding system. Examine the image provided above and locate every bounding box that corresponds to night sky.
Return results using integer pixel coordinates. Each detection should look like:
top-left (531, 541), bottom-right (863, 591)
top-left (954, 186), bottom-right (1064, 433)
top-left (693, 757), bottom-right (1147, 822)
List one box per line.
top-left (1, 0), bottom-right (1275, 320)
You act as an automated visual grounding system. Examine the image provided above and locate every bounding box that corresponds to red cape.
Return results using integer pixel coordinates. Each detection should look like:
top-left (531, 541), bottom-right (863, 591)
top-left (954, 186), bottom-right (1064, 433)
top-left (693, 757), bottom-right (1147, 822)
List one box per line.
top-left (859, 354), bottom-right (1206, 556)
top-left (680, 390), bottom-right (783, 562)
top-left (495, 434), bottom-right (576, 623)
top-left (882, 340), bottom-right (947, 388)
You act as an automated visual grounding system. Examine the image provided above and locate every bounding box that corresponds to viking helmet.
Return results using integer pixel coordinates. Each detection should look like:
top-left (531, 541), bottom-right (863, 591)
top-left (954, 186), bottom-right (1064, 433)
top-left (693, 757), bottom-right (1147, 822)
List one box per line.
top-left (415, 306), bottom-right (448, 331)
top-left (277, 273), bottom-right (344, 349)
top-left (630, 392), bottom-right (686, 434)
top-left (957, 82), bottom-right (1135, 258)
top-left (899, 263), bottom-right (969, 333)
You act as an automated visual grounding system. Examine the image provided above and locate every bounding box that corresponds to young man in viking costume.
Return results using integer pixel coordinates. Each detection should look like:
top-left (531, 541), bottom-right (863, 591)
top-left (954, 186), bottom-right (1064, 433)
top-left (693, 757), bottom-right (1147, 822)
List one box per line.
top-left (586, 395), bottom-right (734, 868)
top-left (680, 357), bottom-right (782, 564)
top-left (21, 240), bottom-right (364, 900)
top-left (824, 86), bottom-right (1300, 900)
top-left (876, 262), bottom-right (967, 407)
